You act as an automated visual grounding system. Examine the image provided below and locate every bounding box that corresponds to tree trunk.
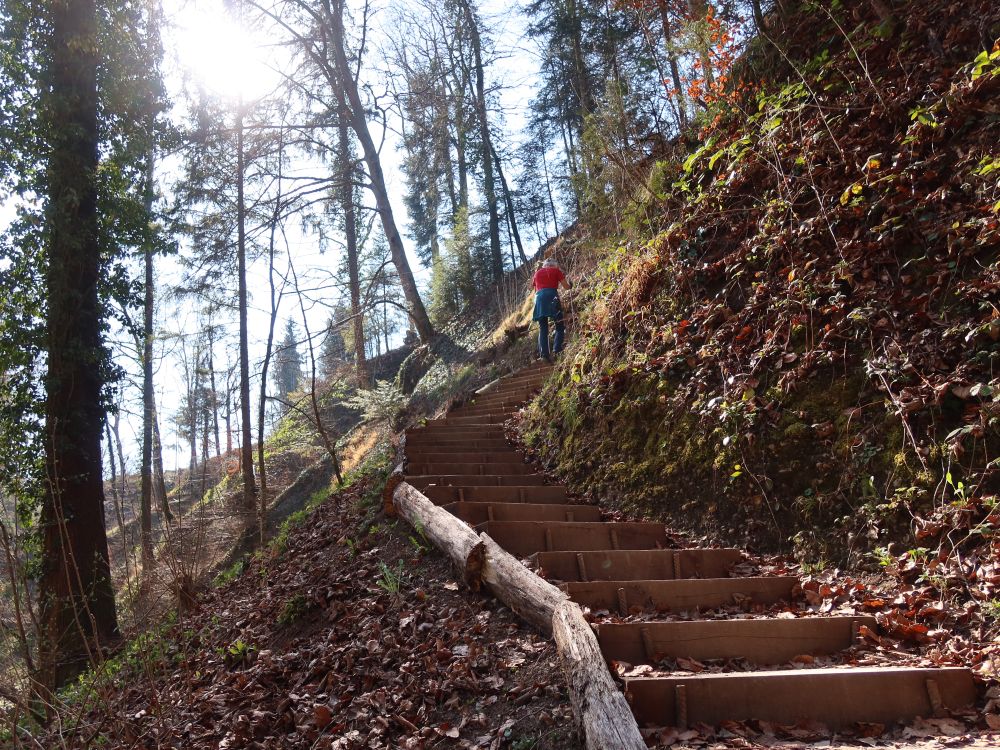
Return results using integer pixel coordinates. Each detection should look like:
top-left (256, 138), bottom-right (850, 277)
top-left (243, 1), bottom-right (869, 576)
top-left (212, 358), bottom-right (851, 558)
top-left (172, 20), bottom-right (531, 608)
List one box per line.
top-left (38, 0), bottom-right (118, 693)
top-left (552, 601), bottom-right (647, 749)
top-left (188, 347), bottom-right (199, 503)
top-left (749, 0), bottom-right (765, 30)
top-left (140, 143), bottom-right (155, 569)
top-left (111, 411), bottom-right (128, 518)
top-left (257, 137), bottom-right (284, 544)
top-left (458, 0), bottom-right (503, 281)
top-left (207, 327), bottom-right (221, 458)
top-left (236, 103), bottom-right (257, 509)
top-left (491, 143), bottom-right (527, 265)
top-left (224, 377), bottom-right (233, 455)
top-left (567, 0), bottom-right (593, 121)
top-left (392, 482), bottom-right (485, 588)
top-left (541, 145), bottom-right (560, 235)
top-left (338, 105), bottom-right (370, 388)
top-left (151, 399), bottom-right (172, 522)
top-left (688, 0), bottom-right (715, 91)
top-left (656, 0), bottom-right (688, 128)
top-left (104, 421), bottom-right (128, 568)
top-left (330, 0), bottom-right (434, 342)
top-left (455, 105), bottom-right (470, 215)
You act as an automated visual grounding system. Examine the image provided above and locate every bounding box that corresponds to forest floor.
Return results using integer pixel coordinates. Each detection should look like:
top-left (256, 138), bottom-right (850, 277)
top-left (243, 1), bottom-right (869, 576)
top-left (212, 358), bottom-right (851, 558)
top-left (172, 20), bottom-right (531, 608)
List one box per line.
top-left (37, 467), bottom-right (578, 749)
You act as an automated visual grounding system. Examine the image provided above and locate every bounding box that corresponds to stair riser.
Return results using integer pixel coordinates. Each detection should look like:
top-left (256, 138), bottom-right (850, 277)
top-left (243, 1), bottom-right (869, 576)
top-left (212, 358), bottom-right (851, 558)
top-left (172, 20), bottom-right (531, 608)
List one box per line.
top-left (444, 501), bottom-right (601, 524)
top-left (405, 451), bottom-right (526, 463)
top-left (477, 521), bottom-right (668, 557)
top-left (404, 441), bottom-right (512, 452)
top-left (624, 667), bottom-right (976, 729)
top-left (406, 429), bottom-right (507, 441)
top-left (598, 616), bottom-right (877, 666)
top-left (562, 577), bottom-right (798, 614)
top-left (532, 549), bottom-right (743, 582)
top-left (420, 486), bottom-right (570, 504)
top-left (406, 474), bottom-right (549, 487)
top-left (407, 463), bottom-right (533, 475)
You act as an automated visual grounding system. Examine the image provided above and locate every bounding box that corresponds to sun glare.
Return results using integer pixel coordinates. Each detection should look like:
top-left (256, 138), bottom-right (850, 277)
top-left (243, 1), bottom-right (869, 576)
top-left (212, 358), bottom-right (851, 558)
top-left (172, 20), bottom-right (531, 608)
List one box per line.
top-left (172, 1), bottom-right (275, 101)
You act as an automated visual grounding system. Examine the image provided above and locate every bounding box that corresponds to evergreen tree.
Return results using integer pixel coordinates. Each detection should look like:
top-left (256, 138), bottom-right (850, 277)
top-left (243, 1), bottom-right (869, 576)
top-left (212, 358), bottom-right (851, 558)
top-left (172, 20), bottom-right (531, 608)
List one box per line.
top-left (273, 319), bottom-right (303, 402)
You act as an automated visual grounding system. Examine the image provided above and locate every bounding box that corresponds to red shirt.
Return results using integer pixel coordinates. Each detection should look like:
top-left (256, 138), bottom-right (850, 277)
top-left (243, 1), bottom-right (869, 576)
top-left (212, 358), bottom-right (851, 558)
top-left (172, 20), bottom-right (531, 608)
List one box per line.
top-left (533, 266), bottom-right (565, 290)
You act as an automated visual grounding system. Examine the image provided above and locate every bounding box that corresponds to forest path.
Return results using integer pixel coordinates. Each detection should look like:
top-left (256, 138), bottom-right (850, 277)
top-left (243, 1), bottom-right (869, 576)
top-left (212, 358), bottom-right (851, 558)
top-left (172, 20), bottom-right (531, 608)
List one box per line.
top-left (397, 364), bottom-right (984, 747)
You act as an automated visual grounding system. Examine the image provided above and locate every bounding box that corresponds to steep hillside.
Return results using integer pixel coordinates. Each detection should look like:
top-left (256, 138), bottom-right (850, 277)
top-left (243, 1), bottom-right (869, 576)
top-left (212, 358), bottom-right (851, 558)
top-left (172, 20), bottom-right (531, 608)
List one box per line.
top-left (35, 463), bottom-right (577, 749)
top-left (523, 0), bottom-right (1000, 569)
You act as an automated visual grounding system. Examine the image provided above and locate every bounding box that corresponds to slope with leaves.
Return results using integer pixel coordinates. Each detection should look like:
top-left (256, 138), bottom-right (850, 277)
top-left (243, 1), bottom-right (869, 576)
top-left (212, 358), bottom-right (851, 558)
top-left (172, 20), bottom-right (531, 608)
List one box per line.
top-left (524, 0), bottom-right (1000, 581)
top-left (34, 462), bottom-right (577, 749)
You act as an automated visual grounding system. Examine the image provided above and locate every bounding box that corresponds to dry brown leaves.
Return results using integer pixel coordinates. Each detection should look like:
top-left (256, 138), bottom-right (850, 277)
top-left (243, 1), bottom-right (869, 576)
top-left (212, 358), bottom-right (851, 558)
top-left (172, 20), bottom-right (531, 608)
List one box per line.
top-left (38, 474), bottom-right (578, 749)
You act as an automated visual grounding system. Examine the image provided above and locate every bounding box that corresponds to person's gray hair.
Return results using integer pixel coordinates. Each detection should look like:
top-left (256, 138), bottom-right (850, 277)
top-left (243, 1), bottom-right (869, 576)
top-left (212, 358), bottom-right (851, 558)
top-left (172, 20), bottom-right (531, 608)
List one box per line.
top-left (542, 258), bottom-right (559, 268)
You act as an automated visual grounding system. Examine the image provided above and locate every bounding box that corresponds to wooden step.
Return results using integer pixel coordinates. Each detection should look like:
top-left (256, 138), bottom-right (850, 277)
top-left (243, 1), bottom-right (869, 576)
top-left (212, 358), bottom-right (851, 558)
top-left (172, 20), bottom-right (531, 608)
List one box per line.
top-left (475, 521), bottom-right (668, 557)
top-left (449, 405), bottom-right (523, 417)
top-left (463, 391), bottom-right (536, 405)
top-left (405, 427), bottom-right (506, 442)
top-left (420, 485), bottom-right (570, 505)
top-left (531, 549), bottom-right (743, 582)
top-left (443, 501), bottom-right (601, 524)
top-left (562, 577), bottom-right (798, 614)
top-left (406, 462), bottom-right (533, 475)
top-left (404, 438), bottom-right (512, 451)
top-left (624, 667), bottom-right (976, 729)
top-left (426, 414), bottom-right (511, 426)
top-left (453, 398), bottom-right (525, 409)
top-left (404, 451), bottom-right (526, 464)
top-left (480, 373), bottom-right (549, 390)
top-left (407, 423), bottom-right (507, 434)
top-left (406, 474), bottom-right (550, 488)
top-left (598, 616), bottom-right (877, 666)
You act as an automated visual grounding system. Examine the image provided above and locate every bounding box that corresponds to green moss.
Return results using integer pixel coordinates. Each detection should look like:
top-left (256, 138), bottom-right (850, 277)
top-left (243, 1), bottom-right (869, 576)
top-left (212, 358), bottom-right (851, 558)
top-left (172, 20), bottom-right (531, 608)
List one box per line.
top-left (783, 421), bottom-right (810, 440)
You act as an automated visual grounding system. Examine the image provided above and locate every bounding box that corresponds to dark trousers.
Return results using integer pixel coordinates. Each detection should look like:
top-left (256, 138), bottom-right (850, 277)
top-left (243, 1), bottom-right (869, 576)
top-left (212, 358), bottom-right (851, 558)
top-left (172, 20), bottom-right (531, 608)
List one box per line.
top-left (538, 300), bottom-right (565, 358)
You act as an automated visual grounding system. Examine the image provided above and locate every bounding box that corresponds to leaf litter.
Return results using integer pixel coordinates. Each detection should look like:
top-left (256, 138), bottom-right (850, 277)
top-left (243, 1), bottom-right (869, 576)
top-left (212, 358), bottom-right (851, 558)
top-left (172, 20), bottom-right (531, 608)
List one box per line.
top-left (39, 472), bottom-right (578, 749)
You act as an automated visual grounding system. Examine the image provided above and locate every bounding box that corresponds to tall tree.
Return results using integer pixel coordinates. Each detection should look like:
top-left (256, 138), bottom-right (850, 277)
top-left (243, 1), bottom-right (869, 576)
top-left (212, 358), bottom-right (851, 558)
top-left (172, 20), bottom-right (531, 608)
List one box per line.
top-left (273, 319), bottom-right (303, 401)
top-left (455, 0), bottom-right (503, 281)
top-left (326, 0), bottom-right (434, 342)
top-left (37, 0), bottom-right (118, 691)
top-left (235, 100), bottom-right (257, 509)
top-left (337, 102), bottom-right (370, 387)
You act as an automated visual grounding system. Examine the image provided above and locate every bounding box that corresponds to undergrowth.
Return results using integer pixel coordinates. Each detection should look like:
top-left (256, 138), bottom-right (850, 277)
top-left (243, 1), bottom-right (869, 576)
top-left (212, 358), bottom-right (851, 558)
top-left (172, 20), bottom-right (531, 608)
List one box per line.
top-left (524, 0), bottom-right (1000, 573)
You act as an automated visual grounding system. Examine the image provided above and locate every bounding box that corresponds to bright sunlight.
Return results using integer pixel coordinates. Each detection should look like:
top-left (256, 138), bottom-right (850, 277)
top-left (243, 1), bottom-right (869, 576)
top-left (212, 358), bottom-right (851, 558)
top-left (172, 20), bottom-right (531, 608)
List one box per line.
top-left (171, 0), bottom-right (276, 101)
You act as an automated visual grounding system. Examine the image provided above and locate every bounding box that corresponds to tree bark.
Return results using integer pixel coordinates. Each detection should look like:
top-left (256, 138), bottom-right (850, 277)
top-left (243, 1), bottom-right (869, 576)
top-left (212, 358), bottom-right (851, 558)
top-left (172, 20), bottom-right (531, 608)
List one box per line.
top-left (140, 142), bottom-right (156, 569)
top-left (207, 325), bottom-right (221, 458)
top-left (236, 102), bottom-right (257, 509)
top-left (656, 0), bottom-right (688, 129)
top-left (38, 0), bottom-right (118, 693)
top-left (552, 600), bottom-right (647, 750)
top-left (457, 0), bottom-right (503, 281)
top-left (491, 143), bottom-right (527, 265)
top-left (151, 399), bottom-right (172, 521)
top-left (187, 346), bottom-right (199, 504)
top-left (338, 104), bottom-right (369, 388)
top-left (479, 533), bottom-right (567, 634)
top-left (393, 482), bottom-right (484, 588)
top-left (257, 150), bottom-right (283, 544)
top-left (330, 0), bottom-right (434, 342)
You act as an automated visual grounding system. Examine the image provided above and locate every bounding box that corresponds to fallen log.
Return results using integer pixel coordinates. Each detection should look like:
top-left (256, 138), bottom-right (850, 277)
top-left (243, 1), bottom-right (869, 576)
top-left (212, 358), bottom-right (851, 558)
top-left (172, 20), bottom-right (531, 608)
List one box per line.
top-left (388, 478), bottom-right (647, 749)
top-left (479, 533), bottom-right (567, 635)
top-left (393, 481), bottom-right (484, 589)
top-left (552, 599), bottom-right (647, 750)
